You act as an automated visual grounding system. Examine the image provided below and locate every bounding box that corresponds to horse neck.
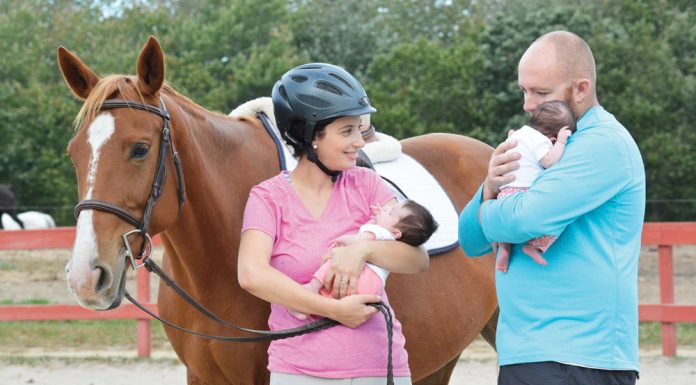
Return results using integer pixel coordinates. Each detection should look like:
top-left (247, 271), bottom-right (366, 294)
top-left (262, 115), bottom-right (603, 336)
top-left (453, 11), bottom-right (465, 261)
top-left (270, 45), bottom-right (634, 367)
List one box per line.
top-left (161, 96), bottom-right (279, 292)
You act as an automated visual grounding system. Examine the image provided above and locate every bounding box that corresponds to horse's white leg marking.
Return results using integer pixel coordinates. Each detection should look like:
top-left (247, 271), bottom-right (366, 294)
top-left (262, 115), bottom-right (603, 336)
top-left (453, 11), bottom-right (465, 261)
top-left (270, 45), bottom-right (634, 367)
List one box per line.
top-left (67, 113), bottom-right (115, 301)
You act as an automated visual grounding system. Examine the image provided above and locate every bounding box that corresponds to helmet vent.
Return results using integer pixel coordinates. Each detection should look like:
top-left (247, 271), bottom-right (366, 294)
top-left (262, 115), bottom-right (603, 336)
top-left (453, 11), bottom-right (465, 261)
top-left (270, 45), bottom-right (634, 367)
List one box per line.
top-left (278, 85), bottom-right (289, 101)
top-left (329, 73), bottom-right (355, 91)
top-left (297, 94), bottom-right (332, 108)
top-left (291, 75), bottom-right (308, 83)
top-left (316, 80), bottom-right (343, 95)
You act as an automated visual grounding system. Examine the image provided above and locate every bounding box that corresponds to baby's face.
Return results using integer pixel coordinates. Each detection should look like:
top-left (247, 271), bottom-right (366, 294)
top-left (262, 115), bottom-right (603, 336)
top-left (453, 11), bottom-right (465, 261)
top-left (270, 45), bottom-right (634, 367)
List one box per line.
top-left (371, 202), bottom-right (408, 232)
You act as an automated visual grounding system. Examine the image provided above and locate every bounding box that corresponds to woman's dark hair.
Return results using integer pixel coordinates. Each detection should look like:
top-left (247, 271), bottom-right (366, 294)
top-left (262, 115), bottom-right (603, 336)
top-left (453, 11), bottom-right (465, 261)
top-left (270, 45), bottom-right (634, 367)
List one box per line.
top-left (396, 200), bottom-right (439, 247)
top-left (283, 117), bottom-right (336, 158)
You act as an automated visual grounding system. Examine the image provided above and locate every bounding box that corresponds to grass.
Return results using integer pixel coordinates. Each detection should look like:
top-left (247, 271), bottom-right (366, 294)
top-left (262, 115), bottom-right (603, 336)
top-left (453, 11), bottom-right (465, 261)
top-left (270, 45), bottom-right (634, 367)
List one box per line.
top-left (0, 298), bottom-right (51, 305)
top-left (0, 319), bottom-right (694, 354)
top-left (0, 354), bottom-right (181, 367)
top-left (640, 322), bottom-right (696, 348)
top-left (0, 319), bottom-right (171, 352)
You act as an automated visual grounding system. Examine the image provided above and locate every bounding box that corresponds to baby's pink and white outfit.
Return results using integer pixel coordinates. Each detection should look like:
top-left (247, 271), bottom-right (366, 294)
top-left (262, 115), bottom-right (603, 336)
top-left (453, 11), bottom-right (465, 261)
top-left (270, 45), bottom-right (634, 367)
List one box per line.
top-left (499, 125), bottom-right (557, 252)
top-left (314, 223), bottom-right (393, 296)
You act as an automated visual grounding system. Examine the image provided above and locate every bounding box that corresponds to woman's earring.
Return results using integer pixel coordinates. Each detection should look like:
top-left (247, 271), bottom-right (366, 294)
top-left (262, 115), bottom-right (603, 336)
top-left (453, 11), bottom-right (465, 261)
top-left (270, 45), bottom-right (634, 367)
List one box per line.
top-left (313, 144), bottom-right (318, 149)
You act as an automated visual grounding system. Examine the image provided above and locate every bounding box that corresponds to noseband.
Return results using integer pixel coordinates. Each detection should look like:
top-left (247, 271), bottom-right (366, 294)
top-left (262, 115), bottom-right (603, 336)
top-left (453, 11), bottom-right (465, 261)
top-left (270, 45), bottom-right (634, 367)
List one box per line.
top-left (74, 96), bottom-right (185, 269)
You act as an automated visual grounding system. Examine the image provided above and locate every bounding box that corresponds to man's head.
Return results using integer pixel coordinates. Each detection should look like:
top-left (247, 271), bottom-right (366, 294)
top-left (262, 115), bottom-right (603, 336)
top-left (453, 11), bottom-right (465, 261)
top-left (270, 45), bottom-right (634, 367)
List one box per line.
top-left (518, 31), bottom-right (597, 119)
top-left (529, 100), bottom-right (576, 139)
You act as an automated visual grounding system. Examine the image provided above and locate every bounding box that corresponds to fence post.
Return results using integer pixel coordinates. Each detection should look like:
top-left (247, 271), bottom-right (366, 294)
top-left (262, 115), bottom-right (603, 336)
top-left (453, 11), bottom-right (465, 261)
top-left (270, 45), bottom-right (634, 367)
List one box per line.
top-left (658, 244), bottom-right (676, 357)
top-left (136, 266), bottom-right (152, 357)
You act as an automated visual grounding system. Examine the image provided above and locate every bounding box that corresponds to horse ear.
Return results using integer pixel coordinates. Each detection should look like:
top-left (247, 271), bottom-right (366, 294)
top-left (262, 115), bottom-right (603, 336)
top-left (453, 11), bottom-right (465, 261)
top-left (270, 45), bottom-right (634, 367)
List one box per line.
top-left (136, 36), bottom-right (165, 96)
top-left (57, 46), bottom-right (100, 100)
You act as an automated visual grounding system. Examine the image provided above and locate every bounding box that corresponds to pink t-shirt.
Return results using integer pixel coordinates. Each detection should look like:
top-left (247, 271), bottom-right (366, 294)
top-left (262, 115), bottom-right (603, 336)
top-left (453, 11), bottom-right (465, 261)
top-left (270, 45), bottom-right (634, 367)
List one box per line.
top-left (242, 167), bottom-right (410, 378)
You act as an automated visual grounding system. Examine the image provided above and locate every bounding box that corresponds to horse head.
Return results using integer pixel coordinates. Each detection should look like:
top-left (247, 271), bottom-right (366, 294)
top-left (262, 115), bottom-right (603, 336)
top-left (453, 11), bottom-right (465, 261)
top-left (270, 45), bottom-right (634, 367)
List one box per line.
top-left (59, 37), bottom-right (183, 310)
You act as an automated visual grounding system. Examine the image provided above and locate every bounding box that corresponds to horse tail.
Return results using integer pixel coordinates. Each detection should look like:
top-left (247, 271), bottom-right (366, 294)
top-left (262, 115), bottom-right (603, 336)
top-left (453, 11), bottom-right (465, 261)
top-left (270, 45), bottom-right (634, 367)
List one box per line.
top-left (480, 306), bottom-right (498, 351)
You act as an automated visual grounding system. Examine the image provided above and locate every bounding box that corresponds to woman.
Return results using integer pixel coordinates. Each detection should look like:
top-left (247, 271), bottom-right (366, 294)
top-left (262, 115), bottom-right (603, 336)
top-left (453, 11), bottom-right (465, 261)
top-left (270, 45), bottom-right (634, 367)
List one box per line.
top-left (238, 63), bottom-right (428, 384)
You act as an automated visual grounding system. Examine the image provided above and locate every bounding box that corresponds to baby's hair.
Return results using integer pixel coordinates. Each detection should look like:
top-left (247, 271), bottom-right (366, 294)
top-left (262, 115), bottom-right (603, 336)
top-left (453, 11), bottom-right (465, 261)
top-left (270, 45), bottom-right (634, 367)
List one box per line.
top-left (396, 200), bottom-right (439, 246)
top-left (529, 100), bottom-right (576, 137)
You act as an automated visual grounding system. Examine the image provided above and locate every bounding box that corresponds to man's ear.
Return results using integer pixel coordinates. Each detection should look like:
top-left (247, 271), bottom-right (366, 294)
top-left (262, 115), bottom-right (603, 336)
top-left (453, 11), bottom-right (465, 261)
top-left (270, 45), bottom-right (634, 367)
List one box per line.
top-left (573, 78), bottom-right (591, 105)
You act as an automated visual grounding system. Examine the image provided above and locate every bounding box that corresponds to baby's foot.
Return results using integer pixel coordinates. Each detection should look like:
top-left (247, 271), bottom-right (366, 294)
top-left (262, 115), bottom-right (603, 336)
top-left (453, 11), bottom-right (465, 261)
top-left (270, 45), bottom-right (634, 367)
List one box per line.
top-left (496, 260), bottom-right (509, 273)
top-left (522, 244), bottom-right (548, 266)
top-left (496, 243), bottom-right (510, 273)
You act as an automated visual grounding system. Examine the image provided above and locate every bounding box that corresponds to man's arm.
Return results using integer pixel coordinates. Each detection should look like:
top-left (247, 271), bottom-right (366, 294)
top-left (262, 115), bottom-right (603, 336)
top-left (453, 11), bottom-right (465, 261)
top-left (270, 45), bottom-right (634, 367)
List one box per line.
top-left (459, 138), bottom-right (521, 257)
top-left (458, 185), bottom-right (494, 256)
top-left (479, 133), bottom-right (629, 243)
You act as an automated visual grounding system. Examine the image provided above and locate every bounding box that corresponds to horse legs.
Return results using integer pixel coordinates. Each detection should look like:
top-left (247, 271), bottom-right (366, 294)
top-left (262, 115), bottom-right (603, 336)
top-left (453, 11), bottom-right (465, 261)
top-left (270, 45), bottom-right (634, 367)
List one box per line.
top-left (187, 368), bottom-right (212, 385)
top-left (414, 354), bottom-right (460, 385)
top-left (8, 210), bottom-right (24, 229)
top-left (480, 307), bottom-right (499, 351)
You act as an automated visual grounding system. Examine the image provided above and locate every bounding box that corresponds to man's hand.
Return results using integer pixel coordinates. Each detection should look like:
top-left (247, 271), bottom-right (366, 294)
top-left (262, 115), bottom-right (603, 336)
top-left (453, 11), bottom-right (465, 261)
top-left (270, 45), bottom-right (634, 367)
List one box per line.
top-left (483, 136), bottom-right (521, 201)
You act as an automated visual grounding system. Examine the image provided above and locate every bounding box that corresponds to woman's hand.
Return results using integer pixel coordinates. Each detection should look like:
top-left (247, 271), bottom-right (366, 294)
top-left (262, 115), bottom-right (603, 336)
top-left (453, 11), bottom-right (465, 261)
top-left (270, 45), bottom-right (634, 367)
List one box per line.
top-left (322, 242), bottom-right (369, 299)
top-left (483, 132), bottom-right (521, 200)
top-left (329, 294), bottom-right (381, 328)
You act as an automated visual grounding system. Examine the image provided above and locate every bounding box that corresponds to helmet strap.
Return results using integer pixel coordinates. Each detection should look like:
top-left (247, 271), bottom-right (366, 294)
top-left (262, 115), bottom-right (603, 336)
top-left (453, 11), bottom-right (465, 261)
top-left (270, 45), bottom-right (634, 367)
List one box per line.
top-left (306, 145), bottom-right (341, 183)
top-left (303, 121), bottom-right (340, 182)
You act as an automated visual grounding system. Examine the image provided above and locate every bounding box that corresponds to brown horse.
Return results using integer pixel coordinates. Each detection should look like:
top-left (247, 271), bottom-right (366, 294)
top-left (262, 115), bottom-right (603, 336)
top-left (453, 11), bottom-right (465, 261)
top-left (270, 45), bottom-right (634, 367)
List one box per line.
top-left (58, 36), bottom-right (497, 385)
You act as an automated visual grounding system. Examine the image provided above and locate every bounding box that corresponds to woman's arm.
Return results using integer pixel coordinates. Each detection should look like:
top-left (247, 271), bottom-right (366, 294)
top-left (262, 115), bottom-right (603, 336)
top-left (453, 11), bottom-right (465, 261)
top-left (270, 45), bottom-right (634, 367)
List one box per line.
top-left (238, 229), bottom-right (379, 327)
top-left (323, 240), bottom-right (428, 299)
top-left (322, 197), bottom-right (429, 298)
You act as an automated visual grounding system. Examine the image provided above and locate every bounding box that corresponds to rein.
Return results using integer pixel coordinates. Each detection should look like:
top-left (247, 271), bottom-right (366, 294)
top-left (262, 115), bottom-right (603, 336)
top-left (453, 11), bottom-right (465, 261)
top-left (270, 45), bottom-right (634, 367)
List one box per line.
top-left (74, 97), bottom-right (395, 385)
top-left (126, 255), bottom-right (394, 384)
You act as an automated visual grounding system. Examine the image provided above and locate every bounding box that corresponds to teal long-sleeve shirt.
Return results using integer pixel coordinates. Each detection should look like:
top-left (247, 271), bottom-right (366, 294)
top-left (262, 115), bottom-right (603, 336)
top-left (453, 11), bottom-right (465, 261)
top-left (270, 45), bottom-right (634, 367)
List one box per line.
top-left (459, 106), bottom-right (645, 371)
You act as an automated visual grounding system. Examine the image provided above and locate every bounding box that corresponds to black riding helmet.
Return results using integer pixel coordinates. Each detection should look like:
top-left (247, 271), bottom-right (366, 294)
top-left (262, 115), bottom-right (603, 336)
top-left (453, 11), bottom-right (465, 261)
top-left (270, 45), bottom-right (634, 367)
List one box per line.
top-left (272, 63), bottom-right (376, 180)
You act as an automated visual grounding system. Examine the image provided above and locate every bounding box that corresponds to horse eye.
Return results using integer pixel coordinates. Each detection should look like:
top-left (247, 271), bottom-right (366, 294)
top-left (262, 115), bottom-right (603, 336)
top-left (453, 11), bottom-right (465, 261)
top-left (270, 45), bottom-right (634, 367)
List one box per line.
top-left (130, 143), bottom-right (150, 159)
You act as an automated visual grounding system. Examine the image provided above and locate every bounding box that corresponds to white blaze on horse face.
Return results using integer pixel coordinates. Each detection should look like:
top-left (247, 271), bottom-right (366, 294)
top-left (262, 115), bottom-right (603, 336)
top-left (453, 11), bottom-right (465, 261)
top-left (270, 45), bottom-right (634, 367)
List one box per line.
top-left (85, 113), bottom-right (116, 199)
top-left (68, 113), bottom-right (115, 301)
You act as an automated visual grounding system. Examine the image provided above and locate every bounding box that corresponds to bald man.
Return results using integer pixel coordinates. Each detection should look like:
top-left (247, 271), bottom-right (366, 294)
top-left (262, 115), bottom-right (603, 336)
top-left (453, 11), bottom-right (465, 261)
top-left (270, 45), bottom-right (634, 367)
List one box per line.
top-left (459, 31), bottom-right (645, 384)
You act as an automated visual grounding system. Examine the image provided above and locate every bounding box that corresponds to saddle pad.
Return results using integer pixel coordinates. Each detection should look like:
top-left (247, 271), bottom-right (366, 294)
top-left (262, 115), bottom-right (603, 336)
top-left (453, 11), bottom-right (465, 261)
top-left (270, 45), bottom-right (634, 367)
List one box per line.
top-left (372, 155), bottom-right (460, 256)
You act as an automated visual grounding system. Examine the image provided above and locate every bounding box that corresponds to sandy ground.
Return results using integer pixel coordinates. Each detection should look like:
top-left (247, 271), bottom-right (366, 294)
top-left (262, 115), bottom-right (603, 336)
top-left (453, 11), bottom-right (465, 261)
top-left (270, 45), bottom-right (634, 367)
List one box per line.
top-left (0, 345), bottom-right (695, 385)
top-left (1, 246), bottom-right (695, 384)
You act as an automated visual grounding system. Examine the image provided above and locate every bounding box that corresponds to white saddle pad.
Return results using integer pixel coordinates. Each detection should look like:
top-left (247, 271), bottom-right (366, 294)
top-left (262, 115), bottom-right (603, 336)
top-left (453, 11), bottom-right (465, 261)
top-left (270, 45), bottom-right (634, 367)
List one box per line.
top-left (372, 155), bottom-right (459, 255)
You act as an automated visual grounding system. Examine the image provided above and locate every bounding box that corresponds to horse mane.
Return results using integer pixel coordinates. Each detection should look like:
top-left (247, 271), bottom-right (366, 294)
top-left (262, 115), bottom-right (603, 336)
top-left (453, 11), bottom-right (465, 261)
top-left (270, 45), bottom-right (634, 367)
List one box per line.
top-left (73, 75), bottom-right (221, 130)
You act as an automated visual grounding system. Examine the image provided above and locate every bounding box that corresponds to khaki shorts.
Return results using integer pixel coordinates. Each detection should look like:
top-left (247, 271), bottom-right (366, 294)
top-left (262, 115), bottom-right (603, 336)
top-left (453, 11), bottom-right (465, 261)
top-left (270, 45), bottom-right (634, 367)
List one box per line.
top-left (270, 372), bottom-right (412, 385)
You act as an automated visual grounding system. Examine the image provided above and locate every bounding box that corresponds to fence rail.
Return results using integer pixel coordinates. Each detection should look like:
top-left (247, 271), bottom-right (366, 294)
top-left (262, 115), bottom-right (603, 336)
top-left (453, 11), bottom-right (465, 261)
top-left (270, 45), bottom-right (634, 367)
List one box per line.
top-left (1, 223), bottom-right (696, 357)
top-left (638, 222), bottom-right (696, 356)
top-left (0, 227), bottom-right (162, 357)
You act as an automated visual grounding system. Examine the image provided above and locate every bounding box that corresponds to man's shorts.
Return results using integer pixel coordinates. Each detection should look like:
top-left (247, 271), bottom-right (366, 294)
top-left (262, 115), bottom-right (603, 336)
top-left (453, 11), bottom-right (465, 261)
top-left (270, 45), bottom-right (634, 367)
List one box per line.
top-left (498, 361), bottom-right (638, 385)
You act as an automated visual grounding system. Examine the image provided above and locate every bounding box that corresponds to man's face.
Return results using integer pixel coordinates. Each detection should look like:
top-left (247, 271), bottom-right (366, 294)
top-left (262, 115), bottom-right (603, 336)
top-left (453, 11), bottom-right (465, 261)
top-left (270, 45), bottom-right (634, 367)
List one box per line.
top-left (518, 43), bottom-right (573, 114)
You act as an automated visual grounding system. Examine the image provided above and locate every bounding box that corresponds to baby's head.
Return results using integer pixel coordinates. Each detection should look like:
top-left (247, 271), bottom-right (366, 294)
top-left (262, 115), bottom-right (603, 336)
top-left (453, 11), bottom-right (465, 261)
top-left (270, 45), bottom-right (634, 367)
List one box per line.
top-left (373, 200), bottom-right (439, 246)
top-left (529, 100), bottom-right (576, 139)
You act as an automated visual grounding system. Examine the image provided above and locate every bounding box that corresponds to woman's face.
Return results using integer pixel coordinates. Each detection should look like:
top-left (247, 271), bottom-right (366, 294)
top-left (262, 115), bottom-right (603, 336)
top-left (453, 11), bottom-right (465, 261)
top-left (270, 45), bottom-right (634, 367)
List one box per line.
top-left (313, 115), bottom-right (365, 170)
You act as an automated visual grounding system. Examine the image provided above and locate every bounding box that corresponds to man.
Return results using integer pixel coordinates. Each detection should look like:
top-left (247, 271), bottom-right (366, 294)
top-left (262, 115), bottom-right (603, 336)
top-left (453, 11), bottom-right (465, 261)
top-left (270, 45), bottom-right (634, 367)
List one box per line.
top-left (458, 30), bottom-right (645, 384)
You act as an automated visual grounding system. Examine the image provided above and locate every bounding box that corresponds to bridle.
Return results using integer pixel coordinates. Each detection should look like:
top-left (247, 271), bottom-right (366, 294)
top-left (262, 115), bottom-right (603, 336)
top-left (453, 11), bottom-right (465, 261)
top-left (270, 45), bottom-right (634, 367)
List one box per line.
top-left (71, 100), bottom-right (395, 384)
top-left (73, 96), bottom-right (185, 270)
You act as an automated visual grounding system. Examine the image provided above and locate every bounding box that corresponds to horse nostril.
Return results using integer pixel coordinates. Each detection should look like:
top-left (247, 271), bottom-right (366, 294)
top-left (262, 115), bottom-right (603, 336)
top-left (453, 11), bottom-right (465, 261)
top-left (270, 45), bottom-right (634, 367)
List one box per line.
top-left (94, 266), bottom-right (112, 293)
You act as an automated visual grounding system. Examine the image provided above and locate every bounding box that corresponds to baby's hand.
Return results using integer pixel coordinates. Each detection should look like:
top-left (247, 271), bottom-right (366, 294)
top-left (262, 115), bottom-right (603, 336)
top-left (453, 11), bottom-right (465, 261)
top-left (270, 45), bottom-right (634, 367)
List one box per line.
top-left (330, 234), bottom-right (361, 248)
top-left (557, 126), bottom-right (572, 144)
